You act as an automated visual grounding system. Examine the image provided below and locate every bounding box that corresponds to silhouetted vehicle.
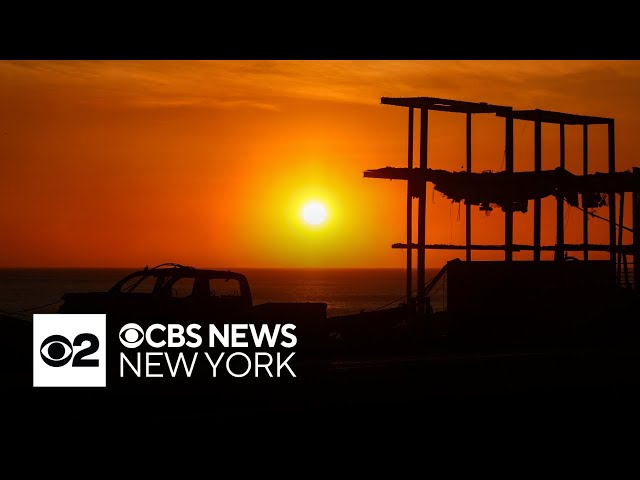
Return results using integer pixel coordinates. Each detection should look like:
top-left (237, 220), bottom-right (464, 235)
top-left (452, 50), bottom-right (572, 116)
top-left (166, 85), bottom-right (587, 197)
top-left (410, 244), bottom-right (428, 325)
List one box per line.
top-left (58, 263), bottom-right (329, 355)
top-left (60, 263), bottom-right (322, 320)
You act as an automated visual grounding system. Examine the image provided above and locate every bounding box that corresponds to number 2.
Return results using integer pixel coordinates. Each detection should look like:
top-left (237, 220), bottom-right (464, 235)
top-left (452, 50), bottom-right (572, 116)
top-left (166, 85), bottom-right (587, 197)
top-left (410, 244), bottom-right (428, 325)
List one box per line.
top-left (72, 333), bottom-right (99, 367)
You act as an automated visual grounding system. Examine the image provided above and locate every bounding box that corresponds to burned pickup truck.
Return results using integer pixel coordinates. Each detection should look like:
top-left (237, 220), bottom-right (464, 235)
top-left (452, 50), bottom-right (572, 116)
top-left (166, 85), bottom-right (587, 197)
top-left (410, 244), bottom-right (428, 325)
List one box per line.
top-left (58, 263), bottom-right (329, 355)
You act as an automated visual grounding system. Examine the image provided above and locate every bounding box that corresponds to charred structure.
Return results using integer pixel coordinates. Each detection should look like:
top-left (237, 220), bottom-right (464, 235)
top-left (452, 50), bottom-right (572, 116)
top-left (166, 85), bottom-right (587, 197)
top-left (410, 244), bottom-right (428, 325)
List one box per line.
top-left (363, 97), bottom-right (640, 325)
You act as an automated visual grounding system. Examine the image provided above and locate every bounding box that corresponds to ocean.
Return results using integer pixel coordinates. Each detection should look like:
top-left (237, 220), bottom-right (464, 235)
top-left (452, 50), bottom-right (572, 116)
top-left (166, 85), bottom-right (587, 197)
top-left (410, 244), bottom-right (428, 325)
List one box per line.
top-left (0, 268), bottom-right (442, 319)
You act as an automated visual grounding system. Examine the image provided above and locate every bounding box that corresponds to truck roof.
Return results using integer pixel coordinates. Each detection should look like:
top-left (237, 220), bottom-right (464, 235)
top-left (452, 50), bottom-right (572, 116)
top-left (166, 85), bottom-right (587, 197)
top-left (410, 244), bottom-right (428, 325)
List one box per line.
top-left (124, 263), bottom-right (249, 281)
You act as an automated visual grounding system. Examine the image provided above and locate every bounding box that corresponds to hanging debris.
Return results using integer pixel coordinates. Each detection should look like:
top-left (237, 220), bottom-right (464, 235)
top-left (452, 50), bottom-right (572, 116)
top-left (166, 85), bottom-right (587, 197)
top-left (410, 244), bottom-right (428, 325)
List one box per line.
top-left (364, 166), bottom-right (640, 213)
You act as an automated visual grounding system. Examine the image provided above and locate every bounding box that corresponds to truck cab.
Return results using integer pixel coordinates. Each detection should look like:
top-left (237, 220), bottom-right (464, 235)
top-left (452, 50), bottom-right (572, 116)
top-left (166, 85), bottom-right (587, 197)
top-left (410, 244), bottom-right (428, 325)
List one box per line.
top-left (59, 263), bottom-right (254, 321)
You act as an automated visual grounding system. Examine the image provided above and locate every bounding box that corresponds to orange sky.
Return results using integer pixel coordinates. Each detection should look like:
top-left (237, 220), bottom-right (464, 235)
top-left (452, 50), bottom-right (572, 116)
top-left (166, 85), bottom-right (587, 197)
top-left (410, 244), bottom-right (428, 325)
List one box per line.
top-left (1, 60), bottom-right (639, 268)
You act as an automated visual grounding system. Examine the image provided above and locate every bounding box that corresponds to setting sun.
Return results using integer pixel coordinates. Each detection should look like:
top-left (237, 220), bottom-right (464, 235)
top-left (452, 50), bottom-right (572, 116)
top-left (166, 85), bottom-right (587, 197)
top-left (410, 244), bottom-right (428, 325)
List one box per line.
top-left (1, 60), bottom-right (639, 268)
top-left (301, 201), bottom-right (328, 226)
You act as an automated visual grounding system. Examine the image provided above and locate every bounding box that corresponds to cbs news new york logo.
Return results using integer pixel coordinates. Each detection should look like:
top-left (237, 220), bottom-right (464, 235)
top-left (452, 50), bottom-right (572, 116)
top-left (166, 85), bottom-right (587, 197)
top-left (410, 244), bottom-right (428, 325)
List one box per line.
top-left (33, 314), bottom-right (106, 387)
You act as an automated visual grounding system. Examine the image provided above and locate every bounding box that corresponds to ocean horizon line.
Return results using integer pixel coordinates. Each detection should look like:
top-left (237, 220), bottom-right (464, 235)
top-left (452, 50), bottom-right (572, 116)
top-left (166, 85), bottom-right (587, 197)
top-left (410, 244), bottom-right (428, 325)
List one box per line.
top-left (0, 265), bottom-right (444, 271)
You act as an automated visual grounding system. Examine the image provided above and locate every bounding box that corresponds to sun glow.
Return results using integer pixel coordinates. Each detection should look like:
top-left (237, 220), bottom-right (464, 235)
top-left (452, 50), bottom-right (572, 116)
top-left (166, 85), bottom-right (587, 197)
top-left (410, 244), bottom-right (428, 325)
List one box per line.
top-left (301, 201), bottom-right (327, 226)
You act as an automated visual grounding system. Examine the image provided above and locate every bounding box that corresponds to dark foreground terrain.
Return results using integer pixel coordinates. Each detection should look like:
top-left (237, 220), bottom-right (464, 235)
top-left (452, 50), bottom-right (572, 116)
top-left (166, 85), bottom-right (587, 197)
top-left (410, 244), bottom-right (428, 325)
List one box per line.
top-left (4, 313), bottom-right (640, 440)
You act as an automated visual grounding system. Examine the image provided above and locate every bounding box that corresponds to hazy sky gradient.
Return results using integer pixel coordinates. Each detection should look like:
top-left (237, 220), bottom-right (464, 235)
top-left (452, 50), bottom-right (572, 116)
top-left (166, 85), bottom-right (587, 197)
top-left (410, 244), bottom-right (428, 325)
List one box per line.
top-left (1, 60), bottom-right (638, 267)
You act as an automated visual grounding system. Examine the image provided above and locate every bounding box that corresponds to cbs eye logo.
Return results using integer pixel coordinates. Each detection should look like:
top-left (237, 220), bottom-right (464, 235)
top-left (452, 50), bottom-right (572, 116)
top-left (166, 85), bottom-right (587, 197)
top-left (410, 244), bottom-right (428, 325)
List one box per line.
top-left (33, 314), bottom-right (106, 387)
top-left (40, 333), bottom-right (99, 367)
top-left (119, 323), bottom-right (144, 348)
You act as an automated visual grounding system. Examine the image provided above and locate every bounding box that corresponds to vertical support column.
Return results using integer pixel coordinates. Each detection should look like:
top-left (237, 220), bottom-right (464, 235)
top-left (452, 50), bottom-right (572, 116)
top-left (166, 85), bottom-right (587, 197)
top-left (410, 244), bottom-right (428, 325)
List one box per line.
top-left (406, 108), bottom-right (414, 311)
top-left (504, 111), bottom-right (514, 261)
top-left (533, 118), bottom-right (542, 261)
top-left (556, 123), bottom-right (565, 261)
top-left (416, 109), bottom-right (428, 315)
top-left (583, 124), bottom-right (589, 261)
top-left (466, 112), bottom-right (472, 262)
top-left (633, 168), bottom-right (640, 289)
top-left (608, 120), bottom-right (617, 273)
top-left (618, 192), bottom-right (625, 285)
